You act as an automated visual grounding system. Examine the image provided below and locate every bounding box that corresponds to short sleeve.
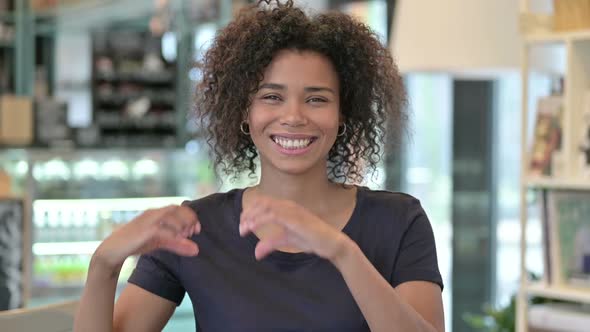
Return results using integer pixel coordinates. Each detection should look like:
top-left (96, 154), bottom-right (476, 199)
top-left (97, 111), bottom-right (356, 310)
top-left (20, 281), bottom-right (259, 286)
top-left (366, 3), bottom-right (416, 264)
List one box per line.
top-left (128, 249), bottom-right (186, 306)
top-left (390, 200), bottom-right (444, 291)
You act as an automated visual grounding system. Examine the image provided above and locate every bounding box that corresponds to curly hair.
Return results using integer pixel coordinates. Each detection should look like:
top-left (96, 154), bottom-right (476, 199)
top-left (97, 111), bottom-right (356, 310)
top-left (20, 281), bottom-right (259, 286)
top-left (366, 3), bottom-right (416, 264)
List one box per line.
top-left (195, 0), bottom-right (407, 184)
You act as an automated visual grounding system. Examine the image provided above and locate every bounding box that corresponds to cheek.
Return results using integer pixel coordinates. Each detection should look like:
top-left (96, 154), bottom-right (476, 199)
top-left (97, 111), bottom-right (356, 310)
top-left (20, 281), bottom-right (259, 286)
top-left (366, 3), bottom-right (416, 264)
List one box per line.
top-left (248, 123), bottom-right (266, 144)
top-left (326, 124), bottom-right (339, 138)
top-left (247, 110), bottom-right (274, 141)
top-left (319, 109), bottom-right (341, 135)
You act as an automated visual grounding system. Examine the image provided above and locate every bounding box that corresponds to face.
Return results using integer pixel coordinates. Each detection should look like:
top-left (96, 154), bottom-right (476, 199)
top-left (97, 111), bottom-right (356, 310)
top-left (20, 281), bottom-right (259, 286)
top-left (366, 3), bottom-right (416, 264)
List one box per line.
top-left (247, 49), bottom-right (341, 176)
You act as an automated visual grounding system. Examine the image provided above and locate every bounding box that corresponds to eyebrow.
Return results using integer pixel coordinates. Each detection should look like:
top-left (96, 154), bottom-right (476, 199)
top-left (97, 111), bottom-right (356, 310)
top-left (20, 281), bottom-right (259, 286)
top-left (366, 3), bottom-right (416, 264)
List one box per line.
top-left (259, 83), bottom-right (336, 95)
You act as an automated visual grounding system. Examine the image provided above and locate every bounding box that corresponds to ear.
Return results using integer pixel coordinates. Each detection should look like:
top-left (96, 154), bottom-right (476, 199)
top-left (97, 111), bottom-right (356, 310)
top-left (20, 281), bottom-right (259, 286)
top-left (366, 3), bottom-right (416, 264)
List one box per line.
top-left (243, 108), bottom-right (250, 122)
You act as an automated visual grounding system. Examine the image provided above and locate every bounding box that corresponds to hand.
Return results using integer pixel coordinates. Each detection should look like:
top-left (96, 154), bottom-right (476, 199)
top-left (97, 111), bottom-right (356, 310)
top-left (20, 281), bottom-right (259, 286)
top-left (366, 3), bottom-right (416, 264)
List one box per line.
top-left (93, 205), bottom-right (200, 271)
top-left (239, 196), bottom-right (350, 262)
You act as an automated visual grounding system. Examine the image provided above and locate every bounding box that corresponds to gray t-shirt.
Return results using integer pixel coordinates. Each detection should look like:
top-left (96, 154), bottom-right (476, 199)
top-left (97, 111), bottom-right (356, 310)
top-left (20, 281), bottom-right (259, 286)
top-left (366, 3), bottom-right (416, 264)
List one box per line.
top-left (128, 186), bottom-right (443, 331)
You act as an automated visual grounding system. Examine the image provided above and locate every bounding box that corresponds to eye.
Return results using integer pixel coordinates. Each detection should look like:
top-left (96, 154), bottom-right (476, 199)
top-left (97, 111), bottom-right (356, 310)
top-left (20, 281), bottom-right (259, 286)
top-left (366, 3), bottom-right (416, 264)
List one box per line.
top-left (307, 97), bottom-right (328, 104)
top-left (262, 94), bottom-right (282, 102)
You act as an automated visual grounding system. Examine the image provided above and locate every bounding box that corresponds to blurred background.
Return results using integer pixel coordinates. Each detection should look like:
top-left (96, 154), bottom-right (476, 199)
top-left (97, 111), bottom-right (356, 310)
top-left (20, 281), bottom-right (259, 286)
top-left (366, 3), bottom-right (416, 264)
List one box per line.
top-left (1, 1), bottom-right (588, 332)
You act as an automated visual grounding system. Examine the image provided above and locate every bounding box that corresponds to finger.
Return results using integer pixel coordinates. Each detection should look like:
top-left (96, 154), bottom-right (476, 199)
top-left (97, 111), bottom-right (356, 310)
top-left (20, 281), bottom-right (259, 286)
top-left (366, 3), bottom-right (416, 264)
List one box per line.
top-left (240, 208), bottom-right (282, 237)
top-left (143, 205), bottom-right (198, 231)
top-left (181, 223), bottom-right (197, 238)
top-left (240, 198), bottom-right (275, 234)
top-left (155, 230), bottom-right (199, 256)
top-left (240, 207), bottom-right (266, 236)
top-left (241, 196), bottom-right (273, 223)
top-left (161, 238), bottom-right (198, 256)
top-left (244, 199), bottom-right (304, 232)
top-left (139, 205), bottom-right (177, 224)
top-left (240, 208), bottom-right (257, 236)
top-left (165, 207), bottom-right (199, 232)
top-left (175, 205), bottom-right (200, 226)
top-left (191, 222), bottom-right (201, 236)
top-left (158, 216), bottom-right (184, 235)
top-left (254, 234), bottom-right (289, 260)
top-left (176, 206), bottom-right (201, 237)
top-left (240, 204), bottom-right (259, 229)
top-left (159, 207), bottom-right (201, 238)
top-left (157, 218), bottom-right (195, 239)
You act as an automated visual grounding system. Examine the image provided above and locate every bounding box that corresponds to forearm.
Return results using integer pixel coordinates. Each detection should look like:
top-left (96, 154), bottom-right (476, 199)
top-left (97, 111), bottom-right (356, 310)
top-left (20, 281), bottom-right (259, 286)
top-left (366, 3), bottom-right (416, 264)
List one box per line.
top-left (73, 255), bottom-right (122, 332)
top-left (332, 239), bottom-right (438, 332)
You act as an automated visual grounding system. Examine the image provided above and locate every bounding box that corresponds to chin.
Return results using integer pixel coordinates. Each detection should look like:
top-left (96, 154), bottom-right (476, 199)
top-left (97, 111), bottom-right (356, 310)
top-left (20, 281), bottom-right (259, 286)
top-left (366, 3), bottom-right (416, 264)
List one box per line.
top-left (263, 157), bottom-right (324, 177)
top-left (273, 162), bottom-right (317, 176)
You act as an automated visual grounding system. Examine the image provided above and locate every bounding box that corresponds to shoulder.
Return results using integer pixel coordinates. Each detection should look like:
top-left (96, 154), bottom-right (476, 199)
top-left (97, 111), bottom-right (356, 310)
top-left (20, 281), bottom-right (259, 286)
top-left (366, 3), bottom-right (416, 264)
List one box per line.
top-left (360, 187), bottom-right (422, 216)
top-left (358, 187), bottom-right (428, 230)
top-left (182, 189), bottom-right (241, 209)
top-left (180, 189), bottom-right (244, 231)
top-left (361, 187), bottom-right (419, 206)
top-left (182, 188), bottom-right (241, 216)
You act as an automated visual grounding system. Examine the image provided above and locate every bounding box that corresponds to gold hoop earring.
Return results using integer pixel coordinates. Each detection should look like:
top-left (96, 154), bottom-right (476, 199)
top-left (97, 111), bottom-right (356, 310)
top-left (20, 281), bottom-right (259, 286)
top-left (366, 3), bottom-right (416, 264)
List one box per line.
top-left (240, 121), bottom-right (250, 135)
top-left (337, 123), bottom-right (347, 137)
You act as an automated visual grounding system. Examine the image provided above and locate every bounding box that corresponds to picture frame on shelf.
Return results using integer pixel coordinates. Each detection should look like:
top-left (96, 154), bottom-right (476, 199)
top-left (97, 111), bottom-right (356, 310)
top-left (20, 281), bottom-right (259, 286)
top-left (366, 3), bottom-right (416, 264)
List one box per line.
top-left (0, 197), bottom-right (26, 310)
top-left (547, 190), bottom-right (590, 289)
top-left (529, 95), bottom-right (564, 177)
top-left (540, 190), bottom-right (553, 284)
top-left (578, 94), bottom-right (590, 178)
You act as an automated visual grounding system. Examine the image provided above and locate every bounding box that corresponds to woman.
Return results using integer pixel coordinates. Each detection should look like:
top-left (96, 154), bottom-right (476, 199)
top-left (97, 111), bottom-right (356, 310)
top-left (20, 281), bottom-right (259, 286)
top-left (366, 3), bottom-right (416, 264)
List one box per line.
top-left (74, 1), bottom-right (444, 331)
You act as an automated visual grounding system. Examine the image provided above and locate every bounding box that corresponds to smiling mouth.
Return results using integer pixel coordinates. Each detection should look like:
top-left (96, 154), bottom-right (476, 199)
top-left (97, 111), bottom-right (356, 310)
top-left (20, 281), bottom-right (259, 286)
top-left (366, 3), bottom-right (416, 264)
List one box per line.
top-left (270, 135), bottom-right (317, 150)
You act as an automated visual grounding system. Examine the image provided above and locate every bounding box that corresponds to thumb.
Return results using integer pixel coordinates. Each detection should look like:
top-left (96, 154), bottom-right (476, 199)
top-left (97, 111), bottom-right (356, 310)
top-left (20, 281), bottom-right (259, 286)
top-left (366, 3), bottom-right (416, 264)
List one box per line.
top-left (157, 236), bottom-right (200, 256)
top-left (254, 234), bottom-right (288, 260)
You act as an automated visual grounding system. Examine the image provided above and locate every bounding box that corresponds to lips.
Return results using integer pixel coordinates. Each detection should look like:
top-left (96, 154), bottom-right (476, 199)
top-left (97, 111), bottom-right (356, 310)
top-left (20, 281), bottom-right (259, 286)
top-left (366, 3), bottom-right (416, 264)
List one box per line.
top-left (270, 134), bottom-right (317, 150)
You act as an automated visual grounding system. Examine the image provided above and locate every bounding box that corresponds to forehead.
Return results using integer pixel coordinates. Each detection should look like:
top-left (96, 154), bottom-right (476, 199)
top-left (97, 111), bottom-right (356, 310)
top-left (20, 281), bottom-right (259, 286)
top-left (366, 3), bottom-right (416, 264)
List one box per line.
top-left (260, 49), bottom-right (339, 90)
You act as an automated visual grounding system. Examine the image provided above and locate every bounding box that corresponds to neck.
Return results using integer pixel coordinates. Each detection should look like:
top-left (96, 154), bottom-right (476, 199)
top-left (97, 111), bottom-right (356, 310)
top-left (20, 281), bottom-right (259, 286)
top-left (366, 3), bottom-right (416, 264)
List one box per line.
top-left (255, 163), bottom-right (336, 210)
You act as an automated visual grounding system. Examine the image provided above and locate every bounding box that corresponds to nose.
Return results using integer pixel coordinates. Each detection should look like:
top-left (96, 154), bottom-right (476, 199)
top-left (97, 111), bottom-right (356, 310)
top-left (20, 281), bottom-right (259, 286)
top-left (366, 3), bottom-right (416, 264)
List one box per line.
top-left (280, 101), bottom-right (307, 127)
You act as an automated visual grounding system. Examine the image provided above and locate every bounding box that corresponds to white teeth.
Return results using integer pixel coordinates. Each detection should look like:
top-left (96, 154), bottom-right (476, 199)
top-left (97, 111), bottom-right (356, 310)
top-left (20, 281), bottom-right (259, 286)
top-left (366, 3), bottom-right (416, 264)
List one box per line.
top-left (272, 136), bottom-right (312, 149)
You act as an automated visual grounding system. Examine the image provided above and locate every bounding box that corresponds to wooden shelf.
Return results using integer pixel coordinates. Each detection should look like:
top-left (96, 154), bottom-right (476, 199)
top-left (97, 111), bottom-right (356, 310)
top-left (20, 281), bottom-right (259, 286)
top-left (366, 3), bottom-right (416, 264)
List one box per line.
top-left (526, 282), bottom-right (590, 304)
top-left (95, 71), bottom-right (174, 84)
top-left (0, 40), bottom-right (14, 48)
top-left (525, 177), bottom-right (590, 190)
top-left (23, 1), bottom-right (168, 27)
top-left (525, 29), bottom-right (590, 45)
top-left (0, 195), bottom-right (23, 200)
top-left (0, 12), bottom-right (14, 22)
top-left (524, 32), bottom-right (568, 45)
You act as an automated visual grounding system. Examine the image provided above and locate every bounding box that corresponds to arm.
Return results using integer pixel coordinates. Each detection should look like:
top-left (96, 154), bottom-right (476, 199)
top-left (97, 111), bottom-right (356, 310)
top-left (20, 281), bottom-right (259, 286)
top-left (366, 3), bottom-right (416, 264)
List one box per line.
top-left (74, 258), bottom-right (177, 332)
top-left (240, 196), bottom-right (444, 332)
top-left (113, 284), bottom-right (176, 332)
top-left (73, 256), bottom-right (121, 332)
top-left (332, 238), bottom-right (444, 332)
top-left (73, 205), bottom-right (200, 332)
